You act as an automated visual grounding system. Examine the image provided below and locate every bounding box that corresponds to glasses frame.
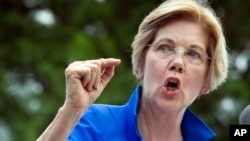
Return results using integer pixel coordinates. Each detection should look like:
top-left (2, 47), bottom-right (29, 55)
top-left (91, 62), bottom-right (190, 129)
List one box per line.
top-left (147, 43), bottom-right (212, 65)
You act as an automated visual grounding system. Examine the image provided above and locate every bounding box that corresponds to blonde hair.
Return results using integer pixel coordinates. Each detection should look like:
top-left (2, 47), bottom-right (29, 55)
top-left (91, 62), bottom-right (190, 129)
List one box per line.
top-left (131, 0), bottom-right (228, 91)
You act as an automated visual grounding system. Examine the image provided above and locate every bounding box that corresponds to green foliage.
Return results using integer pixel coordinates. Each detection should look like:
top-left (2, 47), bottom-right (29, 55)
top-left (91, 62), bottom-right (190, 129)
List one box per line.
top-left (1, 0), bottom-right (250, 140)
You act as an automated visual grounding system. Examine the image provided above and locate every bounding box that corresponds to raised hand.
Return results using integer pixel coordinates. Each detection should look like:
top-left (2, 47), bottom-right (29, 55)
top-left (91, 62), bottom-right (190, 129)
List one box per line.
top-left (64, 58), bottom-right (121, 110)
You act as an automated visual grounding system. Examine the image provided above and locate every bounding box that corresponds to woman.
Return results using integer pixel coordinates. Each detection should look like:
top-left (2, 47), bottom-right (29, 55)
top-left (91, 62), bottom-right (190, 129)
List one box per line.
top-left (37, 0), bottom-right (228, 140)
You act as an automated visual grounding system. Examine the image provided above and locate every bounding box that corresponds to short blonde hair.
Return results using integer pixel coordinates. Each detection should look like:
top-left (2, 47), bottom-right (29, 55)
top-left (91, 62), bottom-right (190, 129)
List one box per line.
top-left (131, 0), bottom-right (228, 91)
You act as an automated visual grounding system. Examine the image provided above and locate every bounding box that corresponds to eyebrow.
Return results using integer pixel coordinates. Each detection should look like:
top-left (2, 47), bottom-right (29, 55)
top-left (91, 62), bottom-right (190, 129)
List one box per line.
top-left (154, 38), bottom-right (206, 52)
top-left (153, 38), bottom-right (175, 46)
top-left (189, 45), bottom-right (206, 53)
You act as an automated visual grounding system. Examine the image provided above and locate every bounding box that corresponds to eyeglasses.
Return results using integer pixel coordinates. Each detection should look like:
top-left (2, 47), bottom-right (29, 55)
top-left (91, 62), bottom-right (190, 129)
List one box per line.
top-left (148, 41), bottom-right (211, 65)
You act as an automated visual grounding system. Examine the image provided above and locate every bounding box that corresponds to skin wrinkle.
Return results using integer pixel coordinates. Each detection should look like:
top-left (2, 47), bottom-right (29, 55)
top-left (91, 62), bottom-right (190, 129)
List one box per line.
top-left (138, 19), bottom-right (209, 141)
top-left (37, 1), bottom-right (228, 141)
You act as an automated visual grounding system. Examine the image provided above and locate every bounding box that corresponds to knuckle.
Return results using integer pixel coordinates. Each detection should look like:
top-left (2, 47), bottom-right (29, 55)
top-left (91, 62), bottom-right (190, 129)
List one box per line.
top-left (93, 60), bottom-right (102, 68)
top-left (65, 66), bottom-right (72, 75)
top-left (64, 59), bottom-right (103, 78)
top-left (85, 67), bottom-right (91, 74)
top-left (65, 67), bottom-right (75, 78)
top-left (91, 64), bottom-right (99, 71)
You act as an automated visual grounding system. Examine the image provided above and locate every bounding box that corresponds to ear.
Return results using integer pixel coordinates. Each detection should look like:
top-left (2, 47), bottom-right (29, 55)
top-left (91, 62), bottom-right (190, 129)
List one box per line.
top-left (135, 69), bottom-right (144, 81)
top-left (200, 85), bottom-right (210, 95)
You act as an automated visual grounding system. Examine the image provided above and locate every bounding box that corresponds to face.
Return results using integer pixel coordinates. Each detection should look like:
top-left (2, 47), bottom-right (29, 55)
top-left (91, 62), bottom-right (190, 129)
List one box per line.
top-left (139, 19), bottom-right (210, 112)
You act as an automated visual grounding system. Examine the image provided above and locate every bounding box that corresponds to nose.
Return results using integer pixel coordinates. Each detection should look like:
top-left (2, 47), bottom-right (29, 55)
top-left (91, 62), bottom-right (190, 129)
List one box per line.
top-left (169, 55), bottom-right (185, 73)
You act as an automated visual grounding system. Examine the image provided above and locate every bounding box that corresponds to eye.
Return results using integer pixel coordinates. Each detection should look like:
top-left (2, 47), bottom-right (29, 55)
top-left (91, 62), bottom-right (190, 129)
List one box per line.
top-left (157, 44), bottom-right (173, 53)
top-left (186, 49), bottom-right (201, 59)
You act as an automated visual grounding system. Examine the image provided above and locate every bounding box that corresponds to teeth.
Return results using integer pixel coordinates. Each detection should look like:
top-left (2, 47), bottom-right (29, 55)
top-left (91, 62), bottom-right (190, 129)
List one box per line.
top-left (169, 79), bottom-right (177, 83)
top-left (166, 78), bottom-right (178, 88)
top-left (167, 87), bottom-right (175, 91)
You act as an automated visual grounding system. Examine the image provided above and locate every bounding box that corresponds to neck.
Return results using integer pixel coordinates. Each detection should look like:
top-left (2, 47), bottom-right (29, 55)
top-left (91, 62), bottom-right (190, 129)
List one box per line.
top-left (138, 98), bottom-right (185, 141)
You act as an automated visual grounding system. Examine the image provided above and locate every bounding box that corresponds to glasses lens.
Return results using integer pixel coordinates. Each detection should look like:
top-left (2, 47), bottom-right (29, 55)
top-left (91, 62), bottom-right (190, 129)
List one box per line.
top-left (175, 48), bottom-right (207, 65)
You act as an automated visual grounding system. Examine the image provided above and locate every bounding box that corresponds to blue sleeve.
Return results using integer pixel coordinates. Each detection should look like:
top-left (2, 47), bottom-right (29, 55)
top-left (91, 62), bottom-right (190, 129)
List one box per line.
top-left (67, 104), bottom-right (126, 141)
top-left (67, 86), bottom-right (143, 141)
top-left (67, 105), bottom-right (105, 141)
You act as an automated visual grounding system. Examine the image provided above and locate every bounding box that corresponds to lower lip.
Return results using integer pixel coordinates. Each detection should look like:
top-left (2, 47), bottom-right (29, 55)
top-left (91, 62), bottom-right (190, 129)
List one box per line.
top-left (162, 87), bottom-right (180, 98)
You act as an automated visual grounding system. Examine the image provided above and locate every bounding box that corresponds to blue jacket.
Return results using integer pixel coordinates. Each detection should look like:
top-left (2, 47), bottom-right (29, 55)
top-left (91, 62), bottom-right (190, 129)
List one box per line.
top-left (68, 85), bottom-right (216, 141)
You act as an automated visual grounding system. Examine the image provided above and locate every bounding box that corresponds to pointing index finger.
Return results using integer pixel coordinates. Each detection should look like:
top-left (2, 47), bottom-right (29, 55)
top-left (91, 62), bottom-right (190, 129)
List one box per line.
top-left (100, 58), bottom-right (121, 69)
top-left (99, 58), bottom-right (121, 85)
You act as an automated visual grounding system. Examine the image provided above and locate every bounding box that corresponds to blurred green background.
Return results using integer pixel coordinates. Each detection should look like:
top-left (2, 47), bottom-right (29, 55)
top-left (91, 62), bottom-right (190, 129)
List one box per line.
top-left (1, 0), bottom-right (250, 140)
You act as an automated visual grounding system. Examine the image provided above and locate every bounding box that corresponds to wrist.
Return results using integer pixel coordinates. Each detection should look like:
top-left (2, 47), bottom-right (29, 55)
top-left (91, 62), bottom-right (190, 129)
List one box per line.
top-left (60, 104), bottom-right (87, 119)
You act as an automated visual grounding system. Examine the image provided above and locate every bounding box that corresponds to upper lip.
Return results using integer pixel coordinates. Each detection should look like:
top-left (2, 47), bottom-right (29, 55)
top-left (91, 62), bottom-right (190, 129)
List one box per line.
top-left (164, 76), bottom-right (181, 89)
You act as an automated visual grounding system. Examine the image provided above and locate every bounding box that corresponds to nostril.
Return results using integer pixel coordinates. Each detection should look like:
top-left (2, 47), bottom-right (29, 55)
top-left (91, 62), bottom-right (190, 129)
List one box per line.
top-left (170, 66), bottom-right (176, 71)
top-left (169, 64), bottom-right (183, 73)
top-left (178, 68), bottom-right (183, 73)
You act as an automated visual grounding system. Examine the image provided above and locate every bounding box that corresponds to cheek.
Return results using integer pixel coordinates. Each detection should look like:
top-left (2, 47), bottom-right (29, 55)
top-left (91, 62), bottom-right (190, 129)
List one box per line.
top-left (144, 55), bottom-right (164, 81)
top-left (185, 67), bottom-right (207, 92)
top-left (142, 57), bottom-right (165, 91)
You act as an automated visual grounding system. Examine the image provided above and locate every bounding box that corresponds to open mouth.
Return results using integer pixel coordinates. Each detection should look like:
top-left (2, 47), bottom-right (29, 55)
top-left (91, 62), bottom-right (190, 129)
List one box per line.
top-left (164, 77), bottom-right (180, 91)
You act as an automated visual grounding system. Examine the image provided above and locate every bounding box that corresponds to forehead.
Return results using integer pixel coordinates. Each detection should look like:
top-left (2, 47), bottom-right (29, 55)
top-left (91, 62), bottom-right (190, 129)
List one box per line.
top-left (153, 19), bottom-right (209, 50)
